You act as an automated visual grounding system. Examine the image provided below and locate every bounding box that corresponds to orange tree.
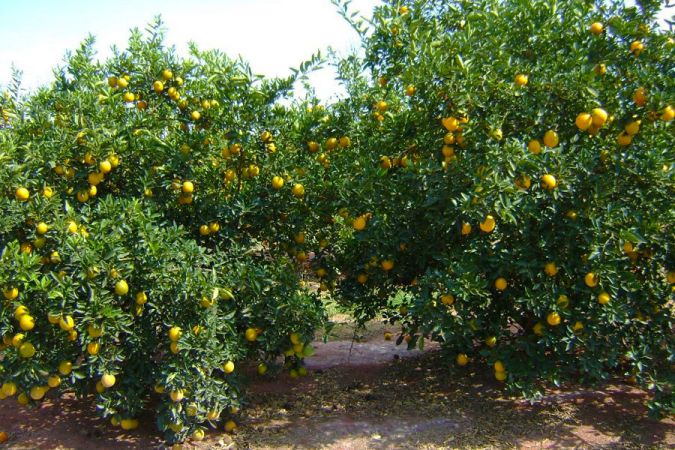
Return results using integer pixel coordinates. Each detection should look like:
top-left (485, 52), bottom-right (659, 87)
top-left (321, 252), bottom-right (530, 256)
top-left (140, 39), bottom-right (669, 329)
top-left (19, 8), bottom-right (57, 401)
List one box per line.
top-left (306, 0), bottom-right (673, 415)
top-left (0, 21), bottom-right (326, 443)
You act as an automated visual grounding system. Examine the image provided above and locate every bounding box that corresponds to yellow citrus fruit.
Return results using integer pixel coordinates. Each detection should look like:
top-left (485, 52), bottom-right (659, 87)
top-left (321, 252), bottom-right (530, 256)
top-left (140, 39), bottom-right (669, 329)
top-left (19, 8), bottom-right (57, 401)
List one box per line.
top-left (494, 361), bottom-right (505, 372)
top-left (528, 139), bottom-right (542, 154)
top-left (339, 136), bottom-right (351, 148)
top-left (182, 181), bottom-right (194, 194)
top-left (381, 259), bottom-right (394, 271)
top-left (101, 374), bottom-right (116, 388)
top-left (47, 375), bottom-right (61, 388)
top-left (494, 278), bottom-right (507, 291)
top-left (15, 187), bottom-right (30, 202)
top-left (114, 280), bottom-right (129, 296)
top-left (59, 315), bottom-right (75, 331)
top-left (546, 312), bottom-right (561, 326)
top-left (544, 262), bottom-right (558, 277)
top-left (480, 215), bottom-right (496, 233)
top-left (575, 112), bottom-right (592, 131)
top-left (19, 315), bottom-right (35, 331)
top-left (356, 273), bottom-right (368, 284)
top-left (485, 336), bottom-right (497, 347)
top-left (633, 87), bottom-right (647, 106)
top-left (87, 342), bottom-right (100, 355)
top-left (591, 108), bottom-right (608, 127)
top-left (257, 363), bottom-right (267, 375)
top-left (36, 222), bottom-right (49, 235)
top-left (532, 322), bottom-right (545, 336)
top-left (222, 360), bottom-right (235, 374)
top-left (224, 420), bottom-right (237, 433)
top-left (3, 287), bottom-right (19, 300)
top-left (584, 272), bottom-right (598, 288)
top-left (441, 294), bottom-right (454, 306)
top-left (162, 69), bottom-right (173, 80)
top-left (543, 130), bottom-right (559, 148)
top-left (169, 390), bottom-right (184, 402)
top-left (99, 160), bottom-right (112, 174)
top-left (30, 386), bottom-right (47, 400)
top-left (630, 40), bottom-right (644, 56)
top-left (353, 216), bottom-right (367, 231)
top-left (190, 110), bottom-right (201, 121)
top-left (19, 342), bottom-right (36, 358)
top-left (120, 418), bottom-right (139, 430)
top-left (271, 176), bottom-right (284, 190)
top-left (245, 327), bottom-right (258, 342)
top-left (192, 429), bottom-right (205, 441)
top-left (456, 353), bottom-right (469, 366)
top-left (135, 292), bottom-right (148, 305)
top-left (624, 120), bottom-right (641, 136)
top-left (661, 105), bottom-right (674, 122)
top-left (87, 325), bottom-right (103, 338)
top-left (590, 22), bottom-right (603, 35)
top-left (597, 291), bottom-right (611, 305)
top-left (617, 132), bottom-right (632, 147)
top-left (556, 295), bottom-right (570, 309)
top-left (325, 137), bottom-right (338, 151)
top-left (442, 117), bottom-right (459, 132)
top-left (461, 222), bottom-right (472, 235)
top-left (292, 184), bottom-right (305, 198)
top-left (514, 73), bottom-right (528, 86)
top-left (58, 361), bottom-right (73, 375)
top-left (168, 326), bottom-right (182, 342)
top-left (541, 174), bottom-right (557, 190)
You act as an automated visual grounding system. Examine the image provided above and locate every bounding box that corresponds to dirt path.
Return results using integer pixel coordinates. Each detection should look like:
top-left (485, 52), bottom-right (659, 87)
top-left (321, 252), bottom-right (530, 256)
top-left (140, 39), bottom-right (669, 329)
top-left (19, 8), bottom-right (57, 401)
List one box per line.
top-left (0, 320), bottom-right (673, 449)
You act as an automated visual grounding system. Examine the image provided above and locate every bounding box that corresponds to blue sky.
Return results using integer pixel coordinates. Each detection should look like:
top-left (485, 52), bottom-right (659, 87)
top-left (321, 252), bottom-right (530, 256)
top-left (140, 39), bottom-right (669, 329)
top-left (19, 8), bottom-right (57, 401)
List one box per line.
top-left (0, 1), bottom-right (670, 101)
top-left (0, 0), bottom-right (380, 101)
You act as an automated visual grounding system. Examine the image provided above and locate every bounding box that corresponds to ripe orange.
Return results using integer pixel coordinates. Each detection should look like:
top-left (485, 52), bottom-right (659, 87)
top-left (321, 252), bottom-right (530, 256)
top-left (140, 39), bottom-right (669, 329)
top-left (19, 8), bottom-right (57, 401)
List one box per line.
top-left (597, 291), bottom-right (611, 305)
top-left (584, 272), bottom-right (598, 288)
top-left (15, 187), bottom-right (30, 202)
top-left (222, 361), bottom-right (235, 374)
top-left (114, 280), bottom-right (129, 296)
top-left (514, 74), bottom-right (528, 86)
top-left (292, 184), bottom-right (305, 198)
top-left (456, 353), bottom-right (469, 366)
top-left (168, 326), bottom-right (182, 342)
top-left (245, 327), bottom-right (258, 342)
top-left (543, 130), bottom-right (559, 148)
top-left (527, 139), bottom-right (542, 154)
top-left (546, 312), bottom-right (561, 326)
top-left (353, 216), bottom-right (367, 231)
top-left (590, 22), bottom-right (604, 35)
top-left (101, 374), bottom-right (116, 388)
top-left (633, 87), bottom-right (647, 107)
top-left (591, 108), bottom-right (608, 127)
top-left (494, 278), bottom-right (507, 291)
top-left (575, 112), bottom-right (592, 131)
top-left (479, 215), bottom-right (496, 233)
top-left (541, 174), bottom-right (557, 190)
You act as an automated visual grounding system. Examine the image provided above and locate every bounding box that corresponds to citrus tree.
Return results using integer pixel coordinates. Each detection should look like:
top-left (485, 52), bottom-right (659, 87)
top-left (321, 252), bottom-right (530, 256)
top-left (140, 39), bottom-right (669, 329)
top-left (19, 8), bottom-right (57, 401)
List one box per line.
top-left (307, 0), bottom-right (673, 415)
top-left (0, 20), bottom-right (326, 444)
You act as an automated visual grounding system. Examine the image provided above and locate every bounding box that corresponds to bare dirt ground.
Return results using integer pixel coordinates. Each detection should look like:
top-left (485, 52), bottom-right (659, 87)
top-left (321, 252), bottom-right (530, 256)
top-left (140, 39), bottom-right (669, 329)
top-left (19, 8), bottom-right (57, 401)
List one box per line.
top-left (1, 318), bottom-right (673, 449)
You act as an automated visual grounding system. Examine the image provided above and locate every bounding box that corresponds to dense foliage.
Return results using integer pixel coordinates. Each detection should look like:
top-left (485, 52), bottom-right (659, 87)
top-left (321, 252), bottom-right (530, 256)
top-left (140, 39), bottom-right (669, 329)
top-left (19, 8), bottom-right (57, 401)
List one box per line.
top-left (1, 0), bottom-right (673, 444)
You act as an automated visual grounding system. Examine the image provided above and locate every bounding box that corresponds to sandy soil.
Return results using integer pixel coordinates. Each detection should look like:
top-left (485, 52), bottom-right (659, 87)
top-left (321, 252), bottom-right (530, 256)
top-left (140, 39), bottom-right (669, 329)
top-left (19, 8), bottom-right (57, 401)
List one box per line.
top-left (0, 320), bottom-right (672, 449)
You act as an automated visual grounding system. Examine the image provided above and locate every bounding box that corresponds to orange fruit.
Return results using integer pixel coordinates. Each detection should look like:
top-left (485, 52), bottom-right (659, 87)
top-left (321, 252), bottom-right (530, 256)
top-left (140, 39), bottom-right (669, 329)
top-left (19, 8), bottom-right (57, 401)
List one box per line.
top-left (514, 74), bottom-right (528, 86)
top-left (590, 22), bottom-right (604, 35)
top-left (543, 130), bottom-right (559, 148)
top-left (575, 112), bottom-right (592, 131)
